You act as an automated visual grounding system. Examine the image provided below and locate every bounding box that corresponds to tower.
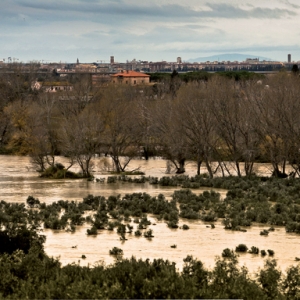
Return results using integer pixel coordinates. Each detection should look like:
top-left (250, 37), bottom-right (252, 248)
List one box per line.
top-left (177, 57), bottom-right (182, 64)
top-left (288, 54), bottom-right (291, 63)
top-left (110, 56), bottom-right (114, 64)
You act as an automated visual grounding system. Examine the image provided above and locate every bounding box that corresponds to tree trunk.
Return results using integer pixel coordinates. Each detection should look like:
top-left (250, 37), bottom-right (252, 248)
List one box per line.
top-left (197, 160), bottom-right (202, 176)
top-left (235, 161), bottom-right (242, 177)
top-left (143, 146), bottom-right (149, 161)
top-left (205, 158), bottom-right (214, 178)
top-left (176, 158), bottom-right (185, 174)
top-left (111, 156), bottom-right (121, 173)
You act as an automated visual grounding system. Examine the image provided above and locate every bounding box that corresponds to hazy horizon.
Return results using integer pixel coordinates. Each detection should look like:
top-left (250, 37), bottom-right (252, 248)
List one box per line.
top-left (1, 0), bottom-right (300, 63)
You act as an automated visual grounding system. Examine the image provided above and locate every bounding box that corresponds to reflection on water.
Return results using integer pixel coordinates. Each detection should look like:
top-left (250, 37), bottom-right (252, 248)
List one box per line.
top-left (0, 155), bottom-right (299, 273)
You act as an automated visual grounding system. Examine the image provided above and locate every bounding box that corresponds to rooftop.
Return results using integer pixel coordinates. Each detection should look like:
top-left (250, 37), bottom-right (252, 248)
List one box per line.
top-left (111, 70), bottom-right (150, 78)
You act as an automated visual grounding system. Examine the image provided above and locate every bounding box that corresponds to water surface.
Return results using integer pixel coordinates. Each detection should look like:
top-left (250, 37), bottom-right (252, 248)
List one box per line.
top-left (1, 155), bottom-right (298, 273)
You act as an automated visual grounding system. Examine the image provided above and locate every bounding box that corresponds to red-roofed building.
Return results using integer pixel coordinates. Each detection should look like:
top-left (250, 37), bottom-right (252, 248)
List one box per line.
top-left (111, 70), bottom-right (150, 85)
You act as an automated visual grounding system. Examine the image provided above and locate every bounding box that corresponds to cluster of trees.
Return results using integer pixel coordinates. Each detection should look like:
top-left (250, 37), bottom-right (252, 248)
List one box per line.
top-left (1, 65), bottom-right (300, 178)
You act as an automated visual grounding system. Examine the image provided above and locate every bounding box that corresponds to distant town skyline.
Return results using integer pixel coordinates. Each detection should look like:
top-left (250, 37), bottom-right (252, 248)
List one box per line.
top-left (1, 0), bottom-right (300, 63)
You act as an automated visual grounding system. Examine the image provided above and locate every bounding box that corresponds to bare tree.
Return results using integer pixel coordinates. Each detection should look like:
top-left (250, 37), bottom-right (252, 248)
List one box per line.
top-left (259, 73), bottom-right (300, 177)
top-left (251, 73), bottom-right (296, 177)
top-left (0, 63), bottom-right (41, 151)
top-left (134, 95), bottom-right (157, 160)
top-left (58, 74), bottom-right (98, 118)
top-left (153, 95), bottom-right (190, 174)
top-left (177, 82), bottom-right (218, 177)
top-left (210, 76), bottom-right (259, 177)
top-left (60, 103), bottom-right (104, 177)
top-left (99, 85), bottom-right (140, 173)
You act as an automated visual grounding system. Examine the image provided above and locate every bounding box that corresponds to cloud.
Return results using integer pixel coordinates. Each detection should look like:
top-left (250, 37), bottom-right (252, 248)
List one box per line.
top-left (8, 0), bottom-right (297, 23)
top-left (15, 0), bottom-right (200, 19)
top-left (204, 3), bottom-right (297, 19)
top-left (1, 0), bottom-right (299, 63)
top-left (279, 0), bottom-right (300, 9)
top-left (167, 44), bottom-right (300, 57)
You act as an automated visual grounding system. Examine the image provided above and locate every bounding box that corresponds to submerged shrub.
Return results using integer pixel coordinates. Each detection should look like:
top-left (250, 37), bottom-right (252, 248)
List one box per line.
top-left (107, 176), bottom-right (117, 183)
top-left (261, 250), bottom-right (267, 256)
top-left (144, 229), bottom-right (154, 238)
top-left (109, 247), bottom-right (123, 256)
top-left (134, 230), bottom-right (142, 236)
top-left (87, 226), bottom-right (98, 235)
top-left (222, 248), bottom-right (235, 258)
top-left (26, 196), bottom-right (40, 208)
top-left (248, 246), bottom-right (259, 254)
top-left (235, 244), bottom-right (248, 252)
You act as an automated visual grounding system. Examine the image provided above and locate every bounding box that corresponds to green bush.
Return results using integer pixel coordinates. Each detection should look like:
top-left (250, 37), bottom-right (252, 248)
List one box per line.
top-left (144, 229), bottom-right (154, 238)
top-left (221, 248), bottom-right (235, 258)
top-left (235, 244), bottom-right (248, 252)
top-left (26, 196), bottom-right (40, 208)
top-left (248, 246), bottom-right (259, 254)
top-left (134, 230), bottom-right (142, 236)
top-left (109, 247), bottom-right (123, 256)
top-left (107, 176), bottom-right (117, 183)
top-left (261, 250), bottom-right (267, 256)
top-left (87, 226), bottom-right (98, 235)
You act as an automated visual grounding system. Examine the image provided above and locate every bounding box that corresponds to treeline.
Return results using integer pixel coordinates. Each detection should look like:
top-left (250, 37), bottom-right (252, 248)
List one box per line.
top-left (148, 70), bottom-right (264, 82)
top-left (1, 65), bottom-right (300, 178)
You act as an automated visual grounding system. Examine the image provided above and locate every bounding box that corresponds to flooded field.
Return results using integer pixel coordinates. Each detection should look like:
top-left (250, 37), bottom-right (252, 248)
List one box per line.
top-left (1, 155), bottom-right (299, 273)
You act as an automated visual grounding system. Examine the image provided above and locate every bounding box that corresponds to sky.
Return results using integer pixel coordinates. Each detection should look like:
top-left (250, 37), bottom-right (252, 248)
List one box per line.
top-left (1, 0), bottom-right (300, 63)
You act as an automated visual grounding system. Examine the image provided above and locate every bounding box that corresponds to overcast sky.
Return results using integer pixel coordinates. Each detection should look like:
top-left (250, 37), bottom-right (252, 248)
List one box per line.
top-left (1, 0), bottom-right (300, 63)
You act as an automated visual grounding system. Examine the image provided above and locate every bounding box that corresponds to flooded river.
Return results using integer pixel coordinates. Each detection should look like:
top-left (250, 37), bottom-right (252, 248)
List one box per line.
top-left (0, 155), bottom-right (299, 273)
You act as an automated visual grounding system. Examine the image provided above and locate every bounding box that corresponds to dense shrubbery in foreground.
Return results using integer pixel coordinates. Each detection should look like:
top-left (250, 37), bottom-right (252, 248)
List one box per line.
top-left (0, 231), bottom-right (300, 299)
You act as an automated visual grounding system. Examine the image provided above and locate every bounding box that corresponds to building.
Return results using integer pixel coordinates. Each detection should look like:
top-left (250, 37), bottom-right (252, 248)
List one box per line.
top-left (32, 81), bottom-right (73, 92)
top-left (111, 70), bottom-right (150, 85)
top-left (288, 54), bottom-right (291, 63)
top-left (246, 58), bottom-right (259, 63)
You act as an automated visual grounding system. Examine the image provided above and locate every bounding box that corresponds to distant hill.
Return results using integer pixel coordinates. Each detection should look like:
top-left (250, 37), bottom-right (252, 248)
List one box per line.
top-left (187, 53), bottom-right (273, 63)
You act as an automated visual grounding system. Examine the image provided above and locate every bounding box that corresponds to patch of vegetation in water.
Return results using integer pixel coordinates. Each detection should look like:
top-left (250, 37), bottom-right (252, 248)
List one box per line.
top-left (1, 192), bottom-right (300, 299)
top-left (109, 170), bottom-right (145, 175)
top-left (23, 175), bottom-right (300, 236)
top-left (109, 246), bottom-right (123, 256)
top-left (165, 176), bottom-right (300, 233)
top-left (7, 172), bottom-right (300, 237)
top-left (40, 163), bottom-right (84, 179)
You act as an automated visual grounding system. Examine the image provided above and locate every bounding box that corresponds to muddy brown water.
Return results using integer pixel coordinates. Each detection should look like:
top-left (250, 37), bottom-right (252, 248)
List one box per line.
top-left (0, 155), bottom-right (298, 273)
